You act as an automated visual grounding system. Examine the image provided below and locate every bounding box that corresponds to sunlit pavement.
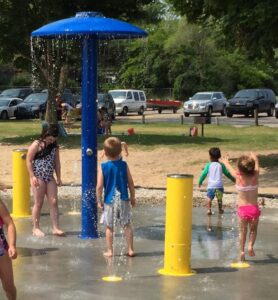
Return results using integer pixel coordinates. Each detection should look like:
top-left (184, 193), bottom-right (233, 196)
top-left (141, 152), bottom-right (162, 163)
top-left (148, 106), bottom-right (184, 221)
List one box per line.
top-left (2, 201), bottom-right (278, 300)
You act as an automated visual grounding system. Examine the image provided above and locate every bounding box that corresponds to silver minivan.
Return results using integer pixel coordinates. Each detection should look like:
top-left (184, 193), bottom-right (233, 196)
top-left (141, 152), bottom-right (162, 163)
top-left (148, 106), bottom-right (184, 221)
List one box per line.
top-left (109, 89), bottom-right (146, 116)
top-left (183, 91), bottom-right (227, 117)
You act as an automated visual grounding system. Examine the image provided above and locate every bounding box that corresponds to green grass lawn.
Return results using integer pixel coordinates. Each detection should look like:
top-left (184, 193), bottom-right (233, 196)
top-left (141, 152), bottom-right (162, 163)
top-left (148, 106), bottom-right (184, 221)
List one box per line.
top-left (0, 119), bottom-right (277, 152)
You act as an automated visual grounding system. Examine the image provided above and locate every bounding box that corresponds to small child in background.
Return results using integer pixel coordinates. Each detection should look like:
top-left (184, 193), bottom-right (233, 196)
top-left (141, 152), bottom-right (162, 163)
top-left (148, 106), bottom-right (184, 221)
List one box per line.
top-left (0, 187), bottom-right (17, 300)
top-left (96, 137), bottom-right (135, 257)
top-left (100, 107), bottom-right (112, 135)
top-left (199, 147), bottom-right (235, 215)
top-left (221, 153), bottom-right (260, 262)
top-left (61, 103), bottom-right (74, 133)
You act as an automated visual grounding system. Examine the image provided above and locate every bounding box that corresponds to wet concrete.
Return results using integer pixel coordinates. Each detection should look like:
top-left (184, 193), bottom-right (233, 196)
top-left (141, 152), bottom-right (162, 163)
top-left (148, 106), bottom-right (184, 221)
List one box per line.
top-left (1, 201), bottom-right (278, 300)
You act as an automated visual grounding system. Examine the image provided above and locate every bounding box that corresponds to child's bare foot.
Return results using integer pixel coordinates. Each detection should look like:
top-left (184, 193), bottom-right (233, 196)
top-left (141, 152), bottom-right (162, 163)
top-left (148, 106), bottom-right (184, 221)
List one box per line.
top-left (53, 229), bottom-right (66, 237)
top-left (32, 228), bottom-right (45, 237)
top-left (207, 209), bottom-right (212, 215)
top-left (248, 245), bottom-right (255, 257)
top-left (240, 251), bottom-right (245, 262)
top-left (126, 251), bottom-right (136, 257)
top-left (103, 251), bottom-right (113, 257)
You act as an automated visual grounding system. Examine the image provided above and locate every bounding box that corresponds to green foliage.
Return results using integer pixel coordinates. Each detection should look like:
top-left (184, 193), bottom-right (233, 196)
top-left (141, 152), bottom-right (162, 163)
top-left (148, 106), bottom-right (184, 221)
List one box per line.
top-left (0, 63), bottom-right (14, 85)
top-left (118, 16), bottom-right (278, 99)
top-left (10, 72), bottom-right (31, 86)
top-left (168, 0), bottom-right (278, 60)
top-left (119, 20), bottom-right (176, 89)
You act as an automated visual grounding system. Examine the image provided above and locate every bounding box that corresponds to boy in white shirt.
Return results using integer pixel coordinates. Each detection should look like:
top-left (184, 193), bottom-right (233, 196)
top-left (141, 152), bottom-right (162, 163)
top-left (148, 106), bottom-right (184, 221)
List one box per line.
top-left (199, 147), bottom-right (235, 215)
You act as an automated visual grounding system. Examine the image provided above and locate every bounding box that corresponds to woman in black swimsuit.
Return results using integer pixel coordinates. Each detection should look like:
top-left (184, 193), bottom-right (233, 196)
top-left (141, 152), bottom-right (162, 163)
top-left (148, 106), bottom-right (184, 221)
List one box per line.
top-left (26, 125), bottom-right (65, 237)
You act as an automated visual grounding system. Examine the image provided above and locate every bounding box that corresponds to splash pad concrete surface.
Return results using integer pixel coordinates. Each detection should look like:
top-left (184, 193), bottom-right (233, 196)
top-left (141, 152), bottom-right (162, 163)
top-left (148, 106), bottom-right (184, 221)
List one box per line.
top-left (1, 197), bottom-right (278, 300)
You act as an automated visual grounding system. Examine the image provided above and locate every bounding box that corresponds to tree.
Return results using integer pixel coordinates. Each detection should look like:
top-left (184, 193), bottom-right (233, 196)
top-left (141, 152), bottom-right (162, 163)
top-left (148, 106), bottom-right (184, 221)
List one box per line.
top-left (167, 0), bottom-right (278, 60)
top-left (118, 16), bottom-right (277, 100)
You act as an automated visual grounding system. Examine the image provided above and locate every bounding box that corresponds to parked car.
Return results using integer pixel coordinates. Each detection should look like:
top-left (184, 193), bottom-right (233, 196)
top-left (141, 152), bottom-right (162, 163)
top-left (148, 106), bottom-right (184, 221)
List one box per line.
top-left (109, 89), bottom-right (146, 116)
top-left (75, 93), bottom-right (116, 120)
top-left (0, 98), bottom-right (23, 119)
top-left (0, 87), bottom-right (34, 100)
top-left (183, 92), bottom-right (227, 117)
top-left (275, 103), bottom-right (278, 118)
top-left (15, 91), bottom-right (48, 119)
top-left (226, 89), bottom-right (276, 117)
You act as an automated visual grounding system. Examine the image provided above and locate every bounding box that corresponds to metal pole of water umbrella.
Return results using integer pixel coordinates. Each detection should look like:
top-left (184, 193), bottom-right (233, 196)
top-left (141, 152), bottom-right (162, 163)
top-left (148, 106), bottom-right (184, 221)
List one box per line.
top-left (80, 36), bottom-right (98, 238)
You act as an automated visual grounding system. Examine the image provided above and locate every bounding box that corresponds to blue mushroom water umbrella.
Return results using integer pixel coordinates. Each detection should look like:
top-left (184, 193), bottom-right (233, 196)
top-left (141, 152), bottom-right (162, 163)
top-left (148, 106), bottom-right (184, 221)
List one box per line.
top-left (32, 12), bottom-right (147, 238)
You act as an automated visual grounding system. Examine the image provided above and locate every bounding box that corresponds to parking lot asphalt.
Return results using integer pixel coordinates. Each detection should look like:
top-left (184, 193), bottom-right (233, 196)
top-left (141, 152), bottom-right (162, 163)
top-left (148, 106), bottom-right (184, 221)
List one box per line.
top-left (1, 200), bottom-right (278, 300)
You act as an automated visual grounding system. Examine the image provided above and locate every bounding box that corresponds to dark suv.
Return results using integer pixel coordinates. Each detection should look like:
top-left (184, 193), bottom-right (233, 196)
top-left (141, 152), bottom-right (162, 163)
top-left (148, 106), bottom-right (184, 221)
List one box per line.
top-left (15, 91), bottom-right (48, 119)
top-left (226, 89), bottom-right (276, 117)
top-left (75, 92), bottom-right (116, 120)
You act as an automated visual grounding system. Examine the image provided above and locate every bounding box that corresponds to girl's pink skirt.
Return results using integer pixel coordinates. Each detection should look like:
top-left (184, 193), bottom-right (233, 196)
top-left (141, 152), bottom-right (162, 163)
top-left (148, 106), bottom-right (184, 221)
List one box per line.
top-left (237, 205), bottom-right (261, 221)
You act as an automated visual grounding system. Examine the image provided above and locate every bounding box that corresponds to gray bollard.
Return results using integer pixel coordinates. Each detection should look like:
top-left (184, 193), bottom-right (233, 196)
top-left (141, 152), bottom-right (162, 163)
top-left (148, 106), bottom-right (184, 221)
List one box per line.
top-left (142, 114), bottom-right (145, 124)
top-left (180, 115), bottom-right (184, 125)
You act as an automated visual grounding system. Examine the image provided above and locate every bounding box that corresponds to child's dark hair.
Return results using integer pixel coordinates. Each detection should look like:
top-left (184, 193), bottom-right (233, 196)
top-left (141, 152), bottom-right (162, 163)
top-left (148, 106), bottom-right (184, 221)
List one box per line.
top-left (237, 155), bottom-right (255, 176)
top-left (209, 147), bottom-right (221, 161)
top-left (103, 137), bottom-right (122, 158)
top-left (40, 123), bottom-right (59, 140)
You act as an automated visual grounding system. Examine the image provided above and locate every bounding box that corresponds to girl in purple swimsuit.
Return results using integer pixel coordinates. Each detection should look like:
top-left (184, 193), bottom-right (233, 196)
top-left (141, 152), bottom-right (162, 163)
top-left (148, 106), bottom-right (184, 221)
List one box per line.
top-left (26, 125), bottom-right (64, 237)
top-left (0, 196), bottom-right (17, 300)
top-left (221, 153), bottom-right (260, 262)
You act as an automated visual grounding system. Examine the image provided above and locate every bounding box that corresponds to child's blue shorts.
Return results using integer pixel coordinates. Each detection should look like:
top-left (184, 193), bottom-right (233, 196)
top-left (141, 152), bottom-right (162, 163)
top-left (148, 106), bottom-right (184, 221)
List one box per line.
top-left (207, 188), bottom-right (224, 200)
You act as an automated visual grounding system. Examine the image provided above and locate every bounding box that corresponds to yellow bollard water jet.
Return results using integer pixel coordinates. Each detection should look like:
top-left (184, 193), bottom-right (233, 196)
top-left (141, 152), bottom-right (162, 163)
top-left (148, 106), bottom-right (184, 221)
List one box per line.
top-left (158, 174), bottom-right (195, 276)
top-left (12, 149), bottom-right (31, 217)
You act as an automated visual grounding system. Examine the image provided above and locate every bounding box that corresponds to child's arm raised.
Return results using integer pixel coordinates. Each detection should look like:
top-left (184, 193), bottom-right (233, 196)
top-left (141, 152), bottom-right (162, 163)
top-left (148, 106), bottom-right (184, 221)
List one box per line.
top-left (220, 155), bottom-right (237, 178)
top-left (221, 163), bottom-right (236, 182)
top-left (250, 152), bottom-right (259, 174)
top-left (0, 200), bottom-right (17, 259)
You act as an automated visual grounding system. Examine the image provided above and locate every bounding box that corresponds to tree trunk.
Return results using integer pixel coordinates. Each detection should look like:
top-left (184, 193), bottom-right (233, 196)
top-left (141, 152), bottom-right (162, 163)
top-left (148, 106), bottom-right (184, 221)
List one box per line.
top-left (45, 88), bottom-right (58, 124)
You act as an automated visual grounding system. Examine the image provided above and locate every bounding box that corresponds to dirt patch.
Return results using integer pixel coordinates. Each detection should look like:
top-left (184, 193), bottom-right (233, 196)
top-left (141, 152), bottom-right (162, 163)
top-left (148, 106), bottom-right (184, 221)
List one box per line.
top-left (1, 144), bottom-right (278, 196)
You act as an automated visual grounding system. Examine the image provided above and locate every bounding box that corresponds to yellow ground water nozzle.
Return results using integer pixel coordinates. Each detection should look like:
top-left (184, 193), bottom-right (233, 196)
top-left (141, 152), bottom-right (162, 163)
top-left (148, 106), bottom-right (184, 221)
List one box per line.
top-left (230, 262), bottom-right (250, 268)
top-left (102, 276), bottom-right (122, 282)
